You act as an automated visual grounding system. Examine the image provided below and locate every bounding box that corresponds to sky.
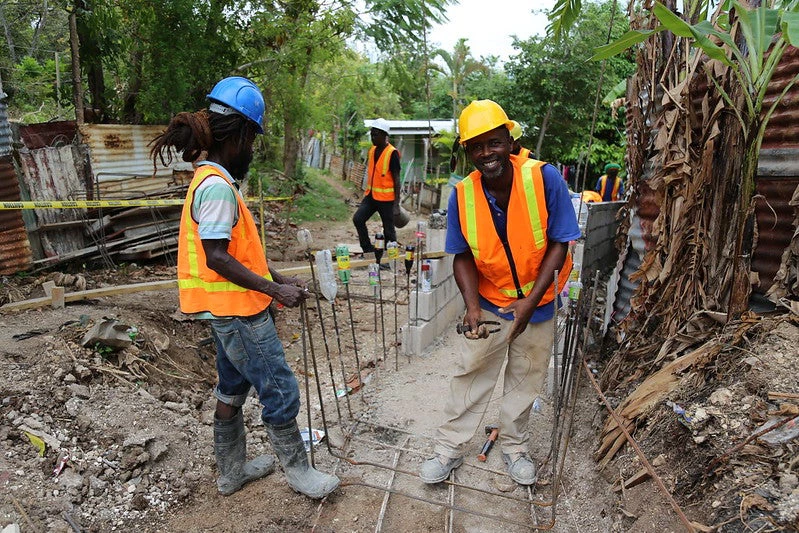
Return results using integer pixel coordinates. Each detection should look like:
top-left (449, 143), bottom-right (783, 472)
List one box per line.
top-left (427, 0), bottom-right (556, 64)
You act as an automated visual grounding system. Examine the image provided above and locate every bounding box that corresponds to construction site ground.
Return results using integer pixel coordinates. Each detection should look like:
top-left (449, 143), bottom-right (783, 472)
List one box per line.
top-left (2, 208), bottom-right (797, 532)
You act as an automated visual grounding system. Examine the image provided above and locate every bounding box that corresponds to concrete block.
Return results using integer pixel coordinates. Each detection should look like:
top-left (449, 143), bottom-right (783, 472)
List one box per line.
top-left (409, 276), bottom-right (458, 322)
top-left (403, 292), bottom-right (464, 356)
top-left (427, 228), bottom-right (447, 253)
top-left (427, 255), bottom-right (453, 287)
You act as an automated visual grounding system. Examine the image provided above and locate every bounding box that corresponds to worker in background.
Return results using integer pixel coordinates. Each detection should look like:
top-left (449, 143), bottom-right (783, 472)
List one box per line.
top-left (595, 163), bottom-right (624, 201)
top-left (419, 100), bottom-right (580, 487)
top-left (509, 120), bottom-right (533, 159)
top-left (352, 118), bottom-right (402, 257)
top-left (149, 76), bottom-right (339, 500)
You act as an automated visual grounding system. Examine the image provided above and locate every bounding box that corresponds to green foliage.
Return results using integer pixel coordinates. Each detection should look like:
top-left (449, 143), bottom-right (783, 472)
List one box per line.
top-left (293, 168), bottom-right (352, 223)
top-left (504, 0), bottom-right (633, 165)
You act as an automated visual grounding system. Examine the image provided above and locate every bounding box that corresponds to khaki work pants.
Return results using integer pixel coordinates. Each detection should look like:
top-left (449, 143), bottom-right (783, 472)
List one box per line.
top-left (433, 310), bottom-right (553, 459)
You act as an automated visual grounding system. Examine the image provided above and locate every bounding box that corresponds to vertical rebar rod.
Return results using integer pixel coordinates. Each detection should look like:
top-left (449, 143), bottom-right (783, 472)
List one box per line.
top-left (302, 300), bottom-right (332, 456)
top-left (378, 273), bottom-right (388, 370)
top-left (344, 283), bottom-right (364, 391)
top-left (330, 302), bottom-right (352, 417)
top-left (306, 253), bottom-right (342, 424)
top-left (300, 300), bottom-right (315, 467)
top-left (393, 259), bottom-right (399, 370)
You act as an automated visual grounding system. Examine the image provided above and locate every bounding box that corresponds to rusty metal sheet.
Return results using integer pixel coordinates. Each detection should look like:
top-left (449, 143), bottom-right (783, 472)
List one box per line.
top-left (18, 121), bottom-right (79, 150)
top-left (0, 157), bottom-right (20, 200)
top-left (0, 156), bottom-right (32, 273)
top-left (79, 124), bottom-right (192, 196)
top-left (752, 176), bottom-right (799, 295)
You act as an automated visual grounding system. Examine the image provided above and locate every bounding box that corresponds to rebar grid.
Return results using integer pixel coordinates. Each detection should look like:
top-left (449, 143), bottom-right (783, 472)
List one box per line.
top-left (297, 264), bottom-right (598, 530)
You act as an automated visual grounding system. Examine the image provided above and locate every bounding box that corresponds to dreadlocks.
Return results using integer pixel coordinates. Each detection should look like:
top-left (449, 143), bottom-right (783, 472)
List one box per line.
top-left (149, 110), bottom-right (257, 171)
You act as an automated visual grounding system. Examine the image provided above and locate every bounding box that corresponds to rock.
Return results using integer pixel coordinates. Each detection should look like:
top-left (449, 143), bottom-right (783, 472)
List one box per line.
top-left (147, 440), bottom-right (168, 462)
top-left (780, 473), bottom-right (798, 492)
top-left (123, 432), bottom-right (154, 449)
top-left (64, 397), bottom-right (82, 416)
top-left (67, 384), bottom-right (91, 399)
top-left (709, 387), bottom-right (733, 406)
top-left (22, 416), bottom-right (44, 430)
top-left (130, 493), bottom-right (148, 511)
top-left (63, 373), bottom-right (77, 384)
top-left (57, 470), bottom-right (83, 492)
top-left (89, 476), bottom-right (107, 495)
top-left (163, 401), bottom-right (189, 414)
top-left (2, 524), bottom-right (21, 533)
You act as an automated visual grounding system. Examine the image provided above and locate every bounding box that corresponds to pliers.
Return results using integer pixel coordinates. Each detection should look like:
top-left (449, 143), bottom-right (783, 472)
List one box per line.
top-left (456, 320), bottom-right (501, 336)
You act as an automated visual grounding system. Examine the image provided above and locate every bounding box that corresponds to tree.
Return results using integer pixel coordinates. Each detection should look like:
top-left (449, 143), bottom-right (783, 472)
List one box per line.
top-left (504, 1), bottom-right (633, 172)
top-left (431, 38), bottom-right (490, 121)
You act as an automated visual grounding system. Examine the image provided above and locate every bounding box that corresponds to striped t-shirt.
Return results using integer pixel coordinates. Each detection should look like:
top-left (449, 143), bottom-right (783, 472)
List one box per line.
top-left (193, 161), bottom-right (240, 240)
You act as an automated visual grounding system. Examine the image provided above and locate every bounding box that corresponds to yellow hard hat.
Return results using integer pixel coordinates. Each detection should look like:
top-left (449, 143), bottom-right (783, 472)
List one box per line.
top-left (509, 120), bottom-right (522, 140)
top-left (458, 100), bottom-right (514, 145)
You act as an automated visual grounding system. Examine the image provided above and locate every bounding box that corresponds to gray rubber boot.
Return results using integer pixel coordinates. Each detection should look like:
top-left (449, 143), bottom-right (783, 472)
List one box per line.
top-left (265, 420), bottom-right (340, 499)
top-left (214, 411), bottom-right (276, 496)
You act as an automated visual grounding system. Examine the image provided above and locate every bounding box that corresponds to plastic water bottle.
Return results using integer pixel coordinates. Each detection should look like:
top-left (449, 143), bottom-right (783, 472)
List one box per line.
top-left (315, 249), bottom-right (337, 302)
top-left (368, 263), bottom-right (379, 286)
top-left (387, 241), bottom-right (399, 260)
top-left (420, 259), bottom-right (432, 292)
top-left (568, 280), bottom-right (582, 301)
top-left (296, 228), bottom-right (312, 248)
top-left (335, 244), bottom-right (351, 284)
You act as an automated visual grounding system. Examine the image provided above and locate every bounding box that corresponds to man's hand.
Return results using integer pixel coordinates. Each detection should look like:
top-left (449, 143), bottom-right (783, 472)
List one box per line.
top-left (392, 203), bottom-right (401, 216)
top-left (273, 284), bottom-right (308, 308)
top-left (281, 276), bottom-right (307, 290)
top-left (498, 297), bottom-right (537, 344)
top-left (462, 308), bottom-right (489, 340)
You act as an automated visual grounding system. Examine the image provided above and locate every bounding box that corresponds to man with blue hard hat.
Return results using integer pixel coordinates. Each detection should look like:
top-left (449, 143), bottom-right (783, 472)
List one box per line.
top-left (150, 76), bottom-right (339, 500)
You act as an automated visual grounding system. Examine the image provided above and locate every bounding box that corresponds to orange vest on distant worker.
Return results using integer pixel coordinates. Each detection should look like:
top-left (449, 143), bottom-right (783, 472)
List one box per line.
top-left (365, 144), bottom-right (398, 201)
top-left (455, 156), bottom-right (572, 308)
top-left (598, 175), bottom-right (621, 201)
top-left (177, 164), bottom-right (273, 316)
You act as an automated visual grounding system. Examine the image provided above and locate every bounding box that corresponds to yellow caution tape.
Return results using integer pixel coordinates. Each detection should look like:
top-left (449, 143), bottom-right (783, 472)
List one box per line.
top-left (0, 197), bottom-right (292, 210)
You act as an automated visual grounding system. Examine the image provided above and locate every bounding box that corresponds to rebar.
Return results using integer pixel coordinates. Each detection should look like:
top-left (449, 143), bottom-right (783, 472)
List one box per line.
top-left (306, 252), bottom-right (342, 423)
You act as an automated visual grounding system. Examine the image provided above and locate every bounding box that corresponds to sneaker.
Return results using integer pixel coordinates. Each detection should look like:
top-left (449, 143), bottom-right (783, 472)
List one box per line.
top-left (503, 452), bottom-right (537, 485)
top-left (419, 454), bottom-right (463, 484)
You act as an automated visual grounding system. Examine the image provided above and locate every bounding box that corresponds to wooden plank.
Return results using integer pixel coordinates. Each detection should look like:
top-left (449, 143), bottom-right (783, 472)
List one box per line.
top-left (50, 286), bottom-right (65, 309)
top-left (1, 279), bottom-right (178, 313)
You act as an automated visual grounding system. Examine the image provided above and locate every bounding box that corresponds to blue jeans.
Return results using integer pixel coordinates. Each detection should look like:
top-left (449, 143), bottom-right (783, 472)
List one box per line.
top-left (210, 309), bottom-right (300, 426)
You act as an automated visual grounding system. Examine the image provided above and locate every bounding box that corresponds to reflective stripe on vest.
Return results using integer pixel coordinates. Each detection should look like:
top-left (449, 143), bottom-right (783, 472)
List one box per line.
top-left (177, 165), bottom-right (273, 316)
top-left (365, 144), bottom-right (397, 201)
top-left (519, 147), bottom-right (532, 159)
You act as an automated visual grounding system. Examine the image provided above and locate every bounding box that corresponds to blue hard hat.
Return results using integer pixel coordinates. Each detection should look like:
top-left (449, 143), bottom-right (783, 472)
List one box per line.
top-left (207, 76), bottom-right (265, 134)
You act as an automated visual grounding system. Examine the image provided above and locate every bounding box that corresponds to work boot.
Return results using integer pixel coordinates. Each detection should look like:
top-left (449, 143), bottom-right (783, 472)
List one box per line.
top-left (419, 454), bottom-right (463, 484)
top-left (264, 420), bottom-right (340, 499)
top-left (214, 411), bottom-right (276, 496)
top-left (503, 452), bottom-right (537, 485)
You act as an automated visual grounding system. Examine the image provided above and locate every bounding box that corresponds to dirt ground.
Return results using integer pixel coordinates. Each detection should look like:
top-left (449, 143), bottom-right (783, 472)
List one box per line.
top-left (1, 187), bottom-right (797, 532)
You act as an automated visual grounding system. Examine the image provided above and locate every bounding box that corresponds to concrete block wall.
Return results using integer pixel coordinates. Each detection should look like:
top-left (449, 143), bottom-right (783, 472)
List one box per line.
top-left (402, 230), bottom-right (464, 356)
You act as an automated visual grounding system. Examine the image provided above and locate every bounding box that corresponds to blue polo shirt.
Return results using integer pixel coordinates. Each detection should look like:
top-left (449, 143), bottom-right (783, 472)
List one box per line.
top-left (445, 162), bottom-right (581, 323)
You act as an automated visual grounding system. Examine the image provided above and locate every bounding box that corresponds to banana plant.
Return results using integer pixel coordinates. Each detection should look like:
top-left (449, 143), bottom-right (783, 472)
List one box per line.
top-left (593, 0), bottom-right (799, 166)
top-left (590, 0), bottom-right (798, 314)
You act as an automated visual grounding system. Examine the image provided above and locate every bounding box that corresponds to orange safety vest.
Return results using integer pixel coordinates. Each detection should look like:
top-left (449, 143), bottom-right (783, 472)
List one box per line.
top-left (598, 175), bottom-right (621, 201)
top-left (365, 144), bottom-right (398, 201)
top-left (177, 164), bottom-right (273, 316)
top-left (518, 147), bottom-right (532, 159)
top-left (455, 156), bottom-right (572, 308)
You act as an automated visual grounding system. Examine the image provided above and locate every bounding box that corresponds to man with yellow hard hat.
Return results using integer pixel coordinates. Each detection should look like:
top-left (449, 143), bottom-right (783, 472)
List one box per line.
top-left (509, 120), bottom-right (533, 159)
top-left (419, 100), bottom-right (580, 486)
